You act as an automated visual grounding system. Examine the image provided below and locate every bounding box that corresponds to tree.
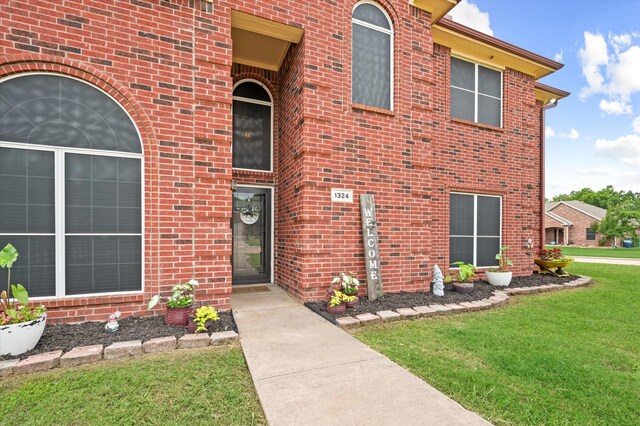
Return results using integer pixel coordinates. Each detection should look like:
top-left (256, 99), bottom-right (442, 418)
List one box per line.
top-left (591, 208), bottom-right (640, 246)
top-left (552, 185), bottom-right (640, 210)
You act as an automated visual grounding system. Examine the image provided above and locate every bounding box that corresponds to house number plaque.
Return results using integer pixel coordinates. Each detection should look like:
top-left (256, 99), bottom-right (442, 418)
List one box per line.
top-left (360, 194), bottom-right (383, 300)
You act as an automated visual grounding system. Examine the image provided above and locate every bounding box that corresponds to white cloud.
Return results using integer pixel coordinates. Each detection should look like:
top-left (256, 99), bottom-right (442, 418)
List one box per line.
top-left (545, 126), bottom-right (556, 138)
top-left (594, 134), bottom-right (640, 166)
top-left (578, 32), bottom-right (608, 97)
top-left (554, 49), bottom-right (563, 62)
top-left (449, 0), bottom-right (493, 36)
top-left (609, 33), bottom-right (633, 55)
top-left (547, 164), bottom-right (640, 198)
top-left (560, 128), bottom-right (580, 140)
top-left (599, 98), bottom-right (632, 115)
top-left (632, 116), bottom-right (640, 133)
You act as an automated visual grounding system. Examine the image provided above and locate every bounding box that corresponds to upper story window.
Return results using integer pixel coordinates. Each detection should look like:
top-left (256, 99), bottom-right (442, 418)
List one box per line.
top-left (450, 57), bottom-right (502, 127)
top-left (0, 74), bottom-right (143, 298)
top-left (232, 80), bottom-right (273, 172)
top-left (352, 1), bottom-right (393, 110)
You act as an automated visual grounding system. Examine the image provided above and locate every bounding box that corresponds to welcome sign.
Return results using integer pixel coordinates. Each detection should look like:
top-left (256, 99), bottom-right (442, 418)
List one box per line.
top-left (360, 194), bottom-right (383, 300)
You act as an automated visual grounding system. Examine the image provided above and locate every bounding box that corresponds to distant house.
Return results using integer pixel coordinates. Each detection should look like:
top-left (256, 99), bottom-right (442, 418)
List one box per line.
top-left (544, 201), bottom-right (607, 246)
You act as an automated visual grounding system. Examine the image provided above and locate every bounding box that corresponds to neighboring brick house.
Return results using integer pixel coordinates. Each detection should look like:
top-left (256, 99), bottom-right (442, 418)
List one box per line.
top-left (0, 0), bottom-right (567, 322)
top-left (545, 201), bottom-right (607, 247)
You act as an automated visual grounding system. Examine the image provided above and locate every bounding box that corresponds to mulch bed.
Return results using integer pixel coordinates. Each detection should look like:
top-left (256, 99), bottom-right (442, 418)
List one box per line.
top-left (306, 273), bottom-right (580, 321)
top-left (1, 312), bottom-right (237, 361)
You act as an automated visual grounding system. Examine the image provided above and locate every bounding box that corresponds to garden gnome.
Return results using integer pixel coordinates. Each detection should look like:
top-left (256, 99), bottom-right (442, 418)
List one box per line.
top-left (433, 264), bottom-right (445, 297)
top-left (105, 310), bottom-right (121, 333)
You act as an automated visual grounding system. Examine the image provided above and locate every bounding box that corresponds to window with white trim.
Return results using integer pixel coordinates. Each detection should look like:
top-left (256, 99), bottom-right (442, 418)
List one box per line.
top-left (232, 80), bottom-right (273, 172)
top-left (352, 1), bottom-right (393, 110)
top-left (450, 193), bottom-right (501, 267)
top-left (450, 57), bottom-right (502, 127)
top-left (0, 74), bottom-right (143, 297)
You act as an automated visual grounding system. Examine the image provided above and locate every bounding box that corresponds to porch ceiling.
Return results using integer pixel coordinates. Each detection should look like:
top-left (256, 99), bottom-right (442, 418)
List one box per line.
top-left (231, 10), bottom-right (304, 71)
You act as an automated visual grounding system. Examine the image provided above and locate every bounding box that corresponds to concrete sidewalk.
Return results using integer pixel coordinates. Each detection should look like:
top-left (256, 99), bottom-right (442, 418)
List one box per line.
top-left (572, 256), bottom-right (640, 266)
top-left (232, 285), bottom-right (491, 426)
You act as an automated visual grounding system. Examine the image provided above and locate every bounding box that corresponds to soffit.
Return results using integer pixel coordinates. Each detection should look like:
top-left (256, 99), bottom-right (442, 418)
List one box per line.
top-left (231, 10), bottom-right (304, 71)
top-left (409, 0), bottom-right (458, 23)
top-left (535, 82), bottom-right (571, 103)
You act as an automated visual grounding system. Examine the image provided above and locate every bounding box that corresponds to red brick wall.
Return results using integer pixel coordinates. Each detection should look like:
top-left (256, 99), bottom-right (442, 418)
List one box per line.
top-left (1, 0), bottom-right (547, 321)
top-left (548, 205), bottom-right (601, 246)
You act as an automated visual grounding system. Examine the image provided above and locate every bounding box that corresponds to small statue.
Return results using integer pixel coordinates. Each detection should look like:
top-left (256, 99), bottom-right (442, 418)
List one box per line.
top-left (433, 264), bottom-right (445, 297)
top-left (105, 310), bottom-right (121, 333)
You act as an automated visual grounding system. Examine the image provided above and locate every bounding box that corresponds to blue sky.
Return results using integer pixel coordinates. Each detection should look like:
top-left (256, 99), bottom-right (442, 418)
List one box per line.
top-left (449, 0), bottom-right (640, 198)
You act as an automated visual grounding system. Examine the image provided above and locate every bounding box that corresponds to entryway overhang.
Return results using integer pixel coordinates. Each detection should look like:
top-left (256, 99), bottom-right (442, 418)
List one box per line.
top-left (231, 10), bottom-right (304, 71)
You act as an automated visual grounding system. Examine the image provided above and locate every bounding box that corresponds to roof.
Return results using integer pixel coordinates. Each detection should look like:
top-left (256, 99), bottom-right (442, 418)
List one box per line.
top-left (534, 82), bottom-right (571, 104)
top-left (545, 200), bottom-right (607, 221)
top-left (545, 211), bottom-right (572, 226)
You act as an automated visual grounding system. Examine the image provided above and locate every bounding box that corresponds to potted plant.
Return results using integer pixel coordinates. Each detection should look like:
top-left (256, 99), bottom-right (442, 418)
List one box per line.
top-left (331, 272), bottom-right (360, 306)
top-left (325, 289), bottom-right (356, 315)
top-left (0, 243), bottom-right (47, 356)
top-left (148, 279), bottom-right (198, 326)
top-left (187, 305), bottom-right (219, 333)
top-left (534, 248), bottom-right (573, 276)
top-left (445, 261), bottom-right (476, 294)
top-left (485, 246), bottom-right (513, 287)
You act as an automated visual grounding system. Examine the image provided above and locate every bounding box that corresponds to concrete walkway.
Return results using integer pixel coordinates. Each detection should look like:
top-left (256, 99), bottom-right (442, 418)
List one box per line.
top-left (572, 256), bottom-right (640, 266)
top-left (232, 285), bottom-right (491, 426)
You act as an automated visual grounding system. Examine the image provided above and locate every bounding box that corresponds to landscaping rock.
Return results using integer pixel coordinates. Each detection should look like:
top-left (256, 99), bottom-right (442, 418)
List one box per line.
top-left (355, 313), bottom-right (382, 325)
top-left (459, 302), bottom-right (482, 312)
top-left (377, 310), bottom-right (402, 322)
top-left (429, 304), bottom-right (453, 314)
top-left (413, 305), bottom-right (437, 317)
top-left (487, 296), bottom-right (508, 307)
top-left (104, 341), bottom-right (143, 360)
top-left (210, 330), bottom-right (239, 346)
top-left (0, 359), bottom-right (18, 377)
top-left (443, 303), bottom-right (467, 312)
top-left (60, 345), bottom-right (104, 368)
top-left (14, 350), bottom-right (62, 374)
top-left (472, 300), bottom-right (493, 310)
top-left (178, 333), bottom-right (211, 349)
top-left (396, 308), bottom-right (420, 319)
top-left (143, 336), bottom-right (177, 353)
top-left (336, 316), bottom-right (360, 329)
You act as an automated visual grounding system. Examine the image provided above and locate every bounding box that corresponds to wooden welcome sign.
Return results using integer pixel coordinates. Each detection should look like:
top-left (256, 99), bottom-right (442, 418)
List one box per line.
top-left (360, 194), bottom-right (383, 300)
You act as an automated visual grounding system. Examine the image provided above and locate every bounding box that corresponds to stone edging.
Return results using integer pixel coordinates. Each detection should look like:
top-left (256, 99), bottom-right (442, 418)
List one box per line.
top-left (0, 330), bottom-right (239, 377)
top-left (334, 275), bottom-right (593, 329)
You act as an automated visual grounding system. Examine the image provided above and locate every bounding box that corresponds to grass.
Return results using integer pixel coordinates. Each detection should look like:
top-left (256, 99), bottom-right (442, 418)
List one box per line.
top-left (354, 263), bottom-right (640, 425)
top-left (0, 345), bottom-right (265, 425)
top-left (545, 245), bottom-right (640, 258)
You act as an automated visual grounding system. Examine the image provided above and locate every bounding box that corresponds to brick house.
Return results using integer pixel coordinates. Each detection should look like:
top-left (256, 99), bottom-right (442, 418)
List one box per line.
top-left (544, 201), bottom-right (606, 247)
top-left (0, 0), bottom-right (567, 322)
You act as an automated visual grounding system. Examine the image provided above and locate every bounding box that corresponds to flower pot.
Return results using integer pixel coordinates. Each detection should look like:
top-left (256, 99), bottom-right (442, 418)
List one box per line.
top-left (0, 313), bottom-right (47, 356)
top-left (346, 297), bottom-right (360, 308)
top-left (165, 306), bottom-right (193, 326)
top-left (326, 303), bottom-right (347, 315)
top-left (452, 281), bottom-right (474, 294)
top-left (187, 315), bottom-right (198, 333)
top-left (485, 271), bottom-right (512, 287)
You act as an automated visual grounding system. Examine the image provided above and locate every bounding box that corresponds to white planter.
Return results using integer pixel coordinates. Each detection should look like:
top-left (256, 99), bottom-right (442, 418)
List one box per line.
top-left (485, 271), bottom-right (512, 287)
top-left (0, 313), bottom-right (47, 356)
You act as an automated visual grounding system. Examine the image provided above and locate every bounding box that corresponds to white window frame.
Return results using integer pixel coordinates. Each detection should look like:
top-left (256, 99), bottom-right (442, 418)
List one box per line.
top-left (450, 56), bottom-right (503, 127)
top-left (450, 192), bottom-right (502, 268)
top-left (232, 79), bottom-right (274, 173)
top-left (0, 73), bottom-right (144, 299)
top-left (352, 0), bottom-right (394, 111)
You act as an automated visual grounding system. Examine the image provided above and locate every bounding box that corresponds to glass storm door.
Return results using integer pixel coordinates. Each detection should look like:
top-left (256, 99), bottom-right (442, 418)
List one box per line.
top-left (232, 188), bottom-right (271, 285)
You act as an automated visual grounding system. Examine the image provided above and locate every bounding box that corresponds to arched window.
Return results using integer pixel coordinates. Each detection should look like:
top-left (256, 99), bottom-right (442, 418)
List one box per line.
top-left (352, 1), bottom-right (393, 110)
top-left (0, 74), bottom-right (143, 297)
top-left (232, 80), bottom-right (273, 172)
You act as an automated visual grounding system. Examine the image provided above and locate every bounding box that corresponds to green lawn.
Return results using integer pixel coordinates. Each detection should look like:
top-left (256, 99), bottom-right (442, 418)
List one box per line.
top-left (545, 245), bottom-right (640, 258)
top-left (0, 345), bottom-right (265, 425)
top-left (354, 263), bottom-right (640, 425)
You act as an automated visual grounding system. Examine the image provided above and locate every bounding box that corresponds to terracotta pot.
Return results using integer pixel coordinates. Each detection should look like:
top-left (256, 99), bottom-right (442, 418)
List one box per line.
top-left (326, 303), bottom-right (347, 315)
top-left (346, 297), bottom-right (360, 308)
top-left (165, 306), bottom-right (193, 326)
top-left (452, 281), bottom-right (474, 294)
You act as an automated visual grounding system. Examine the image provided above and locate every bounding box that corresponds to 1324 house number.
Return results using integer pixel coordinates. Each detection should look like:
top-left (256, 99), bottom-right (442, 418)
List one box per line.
top-left (331, 189), bottom-right (353, 203)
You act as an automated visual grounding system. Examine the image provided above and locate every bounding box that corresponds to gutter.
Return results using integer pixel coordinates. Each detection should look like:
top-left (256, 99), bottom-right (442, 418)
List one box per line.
top-left (541, 99), bottom-right (558, 248)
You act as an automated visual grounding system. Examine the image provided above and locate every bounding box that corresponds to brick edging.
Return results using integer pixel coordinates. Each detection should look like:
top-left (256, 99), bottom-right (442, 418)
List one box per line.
top-left (0, 331), bottom-right (239, 377)
top-left (334, 275), bottom-right (593, 330)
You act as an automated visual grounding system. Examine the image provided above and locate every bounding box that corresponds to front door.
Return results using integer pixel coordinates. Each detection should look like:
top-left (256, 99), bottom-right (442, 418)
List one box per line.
top-left (232, 187), bottom-right (271, 285)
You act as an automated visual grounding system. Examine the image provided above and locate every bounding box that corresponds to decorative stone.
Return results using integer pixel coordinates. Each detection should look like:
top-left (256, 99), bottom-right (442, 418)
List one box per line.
top-left (355, 313), bottom-right (381, 325)
top-left (143, 336), bottom-right (177, 353)
top-left (545, 284), bottom-right (565, 291)
top-left (210, 331), bottom-right (239, 346)
top-left (376, 310), bottom-right (402, 322)
top-left (472, 300), bottom-right (492, 310)
top-left (60, 345), bottom-right (103, 368)
top-left (14, 350), bottom-right (62, 374)
top-left (459, 302), bottom-right (482, 312)
top-left (336, 316), bottom-right (360, 329)
top-left (564, 282), bottom-right (579, 287)
top-left (443, 303), bottom-right (467, 312)
top-left (178, 333), bottom-right (211, 349)
top-left (492, 291), bottom-right (508, 299)
top-left (429, 304), bottom-right (453, 314)
top-left (488, 296), bottom-right (508, 307)
top-left (396, 308), bottom-right (420, 319)
top-left (0, 359), bottom-right (19, 377)
top-left (104, 341), bottom-right (143, 360)
top-left (413, 306), bottom-right (437, 317)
